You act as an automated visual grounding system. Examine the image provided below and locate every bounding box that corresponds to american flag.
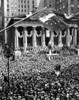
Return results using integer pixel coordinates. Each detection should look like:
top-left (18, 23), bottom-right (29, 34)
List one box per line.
top-left (31, 7), bottom-right (69, 32)
top-left (53, 10), bottom-right (79, 21)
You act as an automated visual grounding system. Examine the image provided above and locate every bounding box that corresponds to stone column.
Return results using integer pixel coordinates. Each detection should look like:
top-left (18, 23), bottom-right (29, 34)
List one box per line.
top-left (41, 27), bottom-right (45, 47)
top-left (33, 27), bottom-right (37, 47)
top-left (50, 31), bottom-right (54, 46)
top-left (5, 31), bottom-right (7, 43)
top-left (15, 27), bottom-right (18, 50)
top-left (58, 31), bottom-right (63, 48)
top-left (23, 27), bottom-right (27, 52)
top-left (74, 28), bottom-right (77, 46)
top-left (66, 28), bottom-right (70, 47)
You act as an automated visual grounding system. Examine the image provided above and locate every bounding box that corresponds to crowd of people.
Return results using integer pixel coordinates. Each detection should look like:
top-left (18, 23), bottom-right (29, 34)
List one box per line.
top-left (0, 45), bottom-right (79, 100)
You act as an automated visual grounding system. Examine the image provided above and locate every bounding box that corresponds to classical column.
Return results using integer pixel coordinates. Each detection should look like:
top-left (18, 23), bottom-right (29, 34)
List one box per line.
top-left (41, 27), bottom-right (45, 47)
top-left (58, 31), bottom-right (63, 47)
top-left (33, 27), bottom-right (37, 47)
top-left (23, 27), bottom-right (27, 52)
top-left (50, 31), bottom-right (54, 46)
top-left (74, 28), bottom-right (77, 46)
top-left (66, 28), bottom-right (70, 47)
top-left (15, 27), bottom-right (19, 50)
top-left (5, 31), bottom-right (7, 43)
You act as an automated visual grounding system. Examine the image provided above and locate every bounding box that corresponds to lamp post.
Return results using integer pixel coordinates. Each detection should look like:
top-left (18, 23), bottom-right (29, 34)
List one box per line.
top-left (3, 43), bottom-right (14, 95)
top-left (7, 57), bottom-right (10, 89)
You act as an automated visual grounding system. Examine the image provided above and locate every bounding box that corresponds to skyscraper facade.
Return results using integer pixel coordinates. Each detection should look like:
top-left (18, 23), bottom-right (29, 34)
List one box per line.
top-left (38, 0), bottom-right (79, 15)
top-left (0, 0), bottom-right (3, 29)
top-left (0, 0), bottom-right (4, 42)
top-left (43, 0), bottom-right (55, 8)
top-left (3, 0), bottom-right (38, 26)
top-left (55, 0), bottom-right (79, 15)
top-left (38, 0), bottom-right (55, 10)
top-left (55, 0), bottom-right (68, 14)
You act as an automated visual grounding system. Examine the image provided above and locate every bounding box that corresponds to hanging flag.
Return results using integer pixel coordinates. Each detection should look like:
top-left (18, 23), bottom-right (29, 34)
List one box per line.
top-left (31, 7), bottom-right (69, 33)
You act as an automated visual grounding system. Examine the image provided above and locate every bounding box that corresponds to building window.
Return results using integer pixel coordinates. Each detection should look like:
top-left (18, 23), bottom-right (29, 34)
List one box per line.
top-left (71, 4), bottom-right (74, 7)
top-left (27, 0), bottom-right (29, 4)
top-left (21, 5), bottom-right (23, 8)
top-left (60, 7), bottom-right (62, 9)
top-left (12, 13), bottom-right (14, 16)
top-left (18, 5), bottom-right (20, 8)
top-left (57, 9), bottom-right (59, 11)
top-left (18, 13), bottom-right (20, 15)
top-left (63, 5), bottom-right (65, 8)
top-left (18, 9), bottom-right (20, 12)
top-left (57, 1), bottom-right (59, 4)
top-left (71, 7), bottom-right (74, 13)
top-left (7, 4), bottom-right (9, 7)
top-left (24, 9), bottom-right (26, 12)
top-left (77, 5), bottom-right (79, 8)
top-left (28, 5), bottom-right (29, 8)
top-left (7, 0), bottom-right (9, 2)
top-left (21, 0), bottom-right (23, 3)
top-left (24, 5), bottom-right (26, 8)
top-left (32, 0), bottom-right (34, 4)
top-left (7, 9), bottom-right (9, 11)
top-left (21, 9), bottom-right (23, 12)
top-left (60, 0), bottom-right (62, 3)
top-left (24, 0), bottom-right (26, 3)
top-left (32, 5), bottom-right (34, 9)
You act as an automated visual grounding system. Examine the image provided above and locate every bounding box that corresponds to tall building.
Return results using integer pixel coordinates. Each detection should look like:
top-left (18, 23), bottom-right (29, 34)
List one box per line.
top-left (3, 0), bottom-right (38, 27)
top-left (0, 0), bottom-right (2, 29)
top-left (37, 0), bottom-right (55, 11)
top-left (55, 0), bottom-right (79, 15)
top-left (55, 0), bottom-right (68, 14)
top-left (44, 0), bottom-right (55, 8)
top-left (0, 0), bottom-right (4, 43)
top-left (38, 0), bottom-right (79, 15)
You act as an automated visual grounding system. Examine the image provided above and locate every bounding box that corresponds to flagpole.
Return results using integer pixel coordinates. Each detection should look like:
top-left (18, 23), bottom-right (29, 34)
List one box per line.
top-left (0, 7), bottom-right (48, 33)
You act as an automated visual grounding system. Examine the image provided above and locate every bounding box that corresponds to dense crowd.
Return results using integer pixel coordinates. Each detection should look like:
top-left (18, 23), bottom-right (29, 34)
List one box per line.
top-left (0, 46), bottom-right (79, 100)
top-left (0, 63), bottom-right (79, 100)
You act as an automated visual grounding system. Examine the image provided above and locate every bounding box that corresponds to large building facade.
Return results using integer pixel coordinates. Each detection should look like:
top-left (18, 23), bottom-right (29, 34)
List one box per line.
top-left (3, 0), bottom-right (38, 26)
top-left (0, 0), bottom-right (4, 43)
top-left (38, 0), bottom-right (79, 15)
top-left (6, 17), bottom-right (79, 51)
top-left (37, 0), bottom-right (55, 10)
top-left (55, 0), bottom-right (68, 14)
top-left (55, 0), bottom-right (79, 15)
top-left (4, 0), bottom-right (79, 49)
